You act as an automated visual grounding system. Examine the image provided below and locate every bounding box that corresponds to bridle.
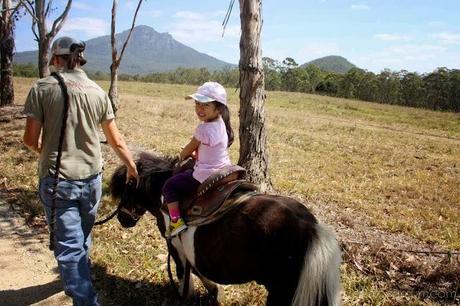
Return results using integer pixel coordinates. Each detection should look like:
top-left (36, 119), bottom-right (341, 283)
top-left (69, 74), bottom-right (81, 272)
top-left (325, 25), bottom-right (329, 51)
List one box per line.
top-left (96, 167), bottom-right (171, 226)
top-left (94, 180), bottom-right (138, 226)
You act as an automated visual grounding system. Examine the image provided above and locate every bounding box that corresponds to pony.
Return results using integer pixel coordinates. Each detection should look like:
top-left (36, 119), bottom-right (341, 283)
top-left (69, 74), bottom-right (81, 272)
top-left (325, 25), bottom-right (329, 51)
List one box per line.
top-left (109, 152), bottom-right (341, 306)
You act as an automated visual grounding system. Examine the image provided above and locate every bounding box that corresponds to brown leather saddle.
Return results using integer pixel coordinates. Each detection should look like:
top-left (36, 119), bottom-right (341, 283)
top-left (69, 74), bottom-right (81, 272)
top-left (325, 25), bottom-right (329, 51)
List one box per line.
top-left (163, 160), bottom-right (259, 226)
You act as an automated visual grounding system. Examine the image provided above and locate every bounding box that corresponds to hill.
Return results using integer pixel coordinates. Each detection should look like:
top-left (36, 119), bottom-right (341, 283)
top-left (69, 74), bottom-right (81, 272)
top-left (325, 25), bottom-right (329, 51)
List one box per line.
top-left (301, 55), bottom-right (356, 73)
top-left (13, 25), bottom-right (234, 75)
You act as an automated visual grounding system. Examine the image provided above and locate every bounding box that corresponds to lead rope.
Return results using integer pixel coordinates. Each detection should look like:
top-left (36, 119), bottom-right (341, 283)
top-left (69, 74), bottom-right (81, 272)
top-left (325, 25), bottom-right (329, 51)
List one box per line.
top-left (48, 72), bottom-right (70, 251)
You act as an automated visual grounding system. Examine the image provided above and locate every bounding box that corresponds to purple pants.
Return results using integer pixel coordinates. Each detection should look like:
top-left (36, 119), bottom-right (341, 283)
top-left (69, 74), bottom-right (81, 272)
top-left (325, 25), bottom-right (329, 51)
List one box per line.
top-left (162, 169), bottom-right (200, 203)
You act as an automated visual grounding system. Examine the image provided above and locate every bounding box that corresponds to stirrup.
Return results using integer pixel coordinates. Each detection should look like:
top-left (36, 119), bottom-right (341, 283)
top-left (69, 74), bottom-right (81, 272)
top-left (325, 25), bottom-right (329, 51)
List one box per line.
top-left (169, 218), bottom-right (187, 237)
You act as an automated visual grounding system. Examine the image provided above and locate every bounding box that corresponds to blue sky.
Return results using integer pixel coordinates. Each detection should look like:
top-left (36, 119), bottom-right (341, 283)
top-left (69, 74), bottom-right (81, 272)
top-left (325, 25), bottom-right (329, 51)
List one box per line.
top-left (14, 0), bottom-right (460, 73)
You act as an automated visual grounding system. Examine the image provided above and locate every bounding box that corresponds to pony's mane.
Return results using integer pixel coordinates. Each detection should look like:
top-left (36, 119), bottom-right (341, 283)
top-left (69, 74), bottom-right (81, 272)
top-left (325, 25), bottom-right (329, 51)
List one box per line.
top-left (137, 151), bottom-right (175, 174)
top-left (109, 151), bottom-right (176, 200)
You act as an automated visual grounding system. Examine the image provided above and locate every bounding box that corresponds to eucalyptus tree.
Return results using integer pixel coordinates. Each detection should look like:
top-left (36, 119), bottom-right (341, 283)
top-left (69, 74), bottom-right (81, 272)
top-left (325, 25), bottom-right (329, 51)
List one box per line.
top-left (108, 0), bottom-right (143, 114)
top-left (20, 0), bottom-right (72, 77)
top-left (400, 70), bottom-right (424, 107)
top-left (238, 0), bottom-right (272, 192)
top-left (0, 0), bottom-right (22, 106)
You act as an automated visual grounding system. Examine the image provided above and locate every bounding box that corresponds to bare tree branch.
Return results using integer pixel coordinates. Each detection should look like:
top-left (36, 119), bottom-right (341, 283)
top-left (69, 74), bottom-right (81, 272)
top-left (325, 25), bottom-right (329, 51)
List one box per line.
top-left (110, 0), bottom-right (118, 67)
top-left (16, 0), bottom-right (39, 23)
top-left (118, 0), bottom-right (143, 62)
top-left (44, 0), bottom-right (51, 16)
top-left (48, 0), bottom-right (72, 38)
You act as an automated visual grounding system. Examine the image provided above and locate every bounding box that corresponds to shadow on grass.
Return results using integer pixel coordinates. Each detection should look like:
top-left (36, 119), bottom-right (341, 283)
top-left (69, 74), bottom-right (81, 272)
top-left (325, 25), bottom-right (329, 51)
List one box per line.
top-left (0, 280), bottom-right (63, 306)
top-left (1, 187), bottom-right (46, 227)
top-left (93, 264), bottom-right (218, 306)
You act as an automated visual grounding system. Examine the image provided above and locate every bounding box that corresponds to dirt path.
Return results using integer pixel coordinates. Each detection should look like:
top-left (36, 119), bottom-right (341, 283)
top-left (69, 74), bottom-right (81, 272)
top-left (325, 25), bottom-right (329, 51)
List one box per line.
top-left (0, 201), bottom-right (71, 306)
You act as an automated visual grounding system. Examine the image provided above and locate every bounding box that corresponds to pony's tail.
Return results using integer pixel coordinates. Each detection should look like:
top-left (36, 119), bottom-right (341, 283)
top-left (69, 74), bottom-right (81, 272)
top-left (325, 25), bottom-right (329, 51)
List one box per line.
top-left (291, 223), bottom-right (342, 306)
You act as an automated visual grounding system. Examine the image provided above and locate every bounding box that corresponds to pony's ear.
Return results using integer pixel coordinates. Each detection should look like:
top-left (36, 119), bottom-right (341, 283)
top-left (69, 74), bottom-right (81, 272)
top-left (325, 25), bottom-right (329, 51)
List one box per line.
top-left (109, 165), bottom-right (127, 199)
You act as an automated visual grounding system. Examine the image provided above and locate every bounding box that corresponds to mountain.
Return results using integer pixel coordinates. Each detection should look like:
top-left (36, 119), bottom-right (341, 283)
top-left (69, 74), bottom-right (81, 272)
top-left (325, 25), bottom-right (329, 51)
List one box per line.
top-left (301, 55), bottom-right (356, 73)
top-left (14, 25), bottom-right (234, 74)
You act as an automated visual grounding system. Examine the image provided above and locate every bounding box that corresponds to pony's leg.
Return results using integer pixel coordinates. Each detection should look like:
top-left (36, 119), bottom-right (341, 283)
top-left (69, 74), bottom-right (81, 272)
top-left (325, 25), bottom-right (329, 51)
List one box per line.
top-left (167, 240), bottom-right (184, 279)
top-left (170, 228), bottom-right (200, 298)
top-left (164, 212), bottom-right (195, 298)
top-left (170, 238), bottom-right (195, 298)
top-left (197, 275), bottom-right (223, 305)
top-left (266, 285), bottom-right (295, 306)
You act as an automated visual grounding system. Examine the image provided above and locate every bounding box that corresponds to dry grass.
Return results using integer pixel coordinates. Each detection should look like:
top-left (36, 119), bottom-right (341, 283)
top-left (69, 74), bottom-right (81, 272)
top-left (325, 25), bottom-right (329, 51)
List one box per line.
top-left (1, 77), bottom-right (459, 305)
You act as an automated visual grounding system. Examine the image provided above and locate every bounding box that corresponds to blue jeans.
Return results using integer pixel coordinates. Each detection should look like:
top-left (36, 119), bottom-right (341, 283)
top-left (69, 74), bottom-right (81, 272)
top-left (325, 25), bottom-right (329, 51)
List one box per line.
top-left (39, 173), bottom-right (102, 306)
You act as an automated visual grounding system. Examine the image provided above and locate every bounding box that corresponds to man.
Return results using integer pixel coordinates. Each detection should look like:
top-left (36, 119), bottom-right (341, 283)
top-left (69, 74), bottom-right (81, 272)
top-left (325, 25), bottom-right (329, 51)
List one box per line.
top-left (23, 36), bottom-right (138, 306)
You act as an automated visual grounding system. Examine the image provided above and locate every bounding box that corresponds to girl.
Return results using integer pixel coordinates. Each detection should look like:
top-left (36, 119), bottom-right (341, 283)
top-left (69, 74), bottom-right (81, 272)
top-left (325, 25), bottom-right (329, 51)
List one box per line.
top-left (162, 82), bottom-right (234, 237)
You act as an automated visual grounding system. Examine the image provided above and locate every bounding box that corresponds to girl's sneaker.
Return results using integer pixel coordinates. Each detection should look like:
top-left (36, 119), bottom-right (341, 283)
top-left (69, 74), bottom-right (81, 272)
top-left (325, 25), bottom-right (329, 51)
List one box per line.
top-left (170, 218), bottom-right (187, 237)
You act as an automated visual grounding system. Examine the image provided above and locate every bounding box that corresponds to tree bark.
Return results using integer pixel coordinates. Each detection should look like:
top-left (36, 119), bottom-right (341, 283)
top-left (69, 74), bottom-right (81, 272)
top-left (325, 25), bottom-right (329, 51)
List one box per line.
top-left (0, 0), bottom-right (15, 107)
top-left (238, 0), bottom-right (272, 192)
top-left (108, 62), bottom-right (119, 113)
top-left (108, 0), bottom-right (143, 114)
top-left (21, 0), bottom-right (72, 78)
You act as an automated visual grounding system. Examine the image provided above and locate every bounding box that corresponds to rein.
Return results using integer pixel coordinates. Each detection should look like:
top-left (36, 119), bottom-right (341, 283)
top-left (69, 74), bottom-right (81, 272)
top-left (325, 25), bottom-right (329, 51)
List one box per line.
top-left (94, 202), bottom-right (121, 226)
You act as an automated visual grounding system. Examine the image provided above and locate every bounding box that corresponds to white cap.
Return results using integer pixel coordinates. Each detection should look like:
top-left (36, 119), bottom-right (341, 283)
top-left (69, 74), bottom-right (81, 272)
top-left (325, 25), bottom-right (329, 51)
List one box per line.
top-left (186, 82), bottom-right (227, 105)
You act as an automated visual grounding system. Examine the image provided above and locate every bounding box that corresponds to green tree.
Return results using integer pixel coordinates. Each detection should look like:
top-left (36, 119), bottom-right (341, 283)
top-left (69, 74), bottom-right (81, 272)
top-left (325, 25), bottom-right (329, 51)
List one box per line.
top-left (376, 69), bottom-right (401, 104)
top-left (338, 67), bottom-right (366, 98)
top-left (400, 70), bottom-right (424, 107)
top-left (448, 69), bottom-right (460, 112)
top-left (423, 68), bottom-right (450, 110)
top-left (303, 64), bottom-right (323, 93)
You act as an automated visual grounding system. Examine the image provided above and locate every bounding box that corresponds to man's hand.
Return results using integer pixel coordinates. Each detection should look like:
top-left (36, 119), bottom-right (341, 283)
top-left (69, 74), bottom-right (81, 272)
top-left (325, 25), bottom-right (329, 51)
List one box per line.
top-left (126, 165), bottom-right (139, 187)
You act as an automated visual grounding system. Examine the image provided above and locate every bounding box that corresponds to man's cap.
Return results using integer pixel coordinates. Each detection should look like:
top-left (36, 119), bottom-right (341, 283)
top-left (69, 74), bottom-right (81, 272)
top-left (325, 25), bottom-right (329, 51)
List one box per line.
top-left (51, 36), bottom-right (86, 56)
top-left (186, 82), bottom-right (227, 105)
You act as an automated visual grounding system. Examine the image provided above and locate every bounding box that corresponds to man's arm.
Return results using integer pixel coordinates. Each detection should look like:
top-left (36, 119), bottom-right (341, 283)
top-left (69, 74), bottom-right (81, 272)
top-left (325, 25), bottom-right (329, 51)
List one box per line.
top-left (101, 119), bottom-right (139, 184)
top-left (23, 117), bottom-right (42, 153)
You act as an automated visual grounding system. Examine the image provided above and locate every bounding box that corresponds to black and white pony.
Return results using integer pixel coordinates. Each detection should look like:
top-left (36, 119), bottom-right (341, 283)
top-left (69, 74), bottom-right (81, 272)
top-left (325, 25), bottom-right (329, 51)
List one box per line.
top-left (109, 152), bottom-right (341, 306)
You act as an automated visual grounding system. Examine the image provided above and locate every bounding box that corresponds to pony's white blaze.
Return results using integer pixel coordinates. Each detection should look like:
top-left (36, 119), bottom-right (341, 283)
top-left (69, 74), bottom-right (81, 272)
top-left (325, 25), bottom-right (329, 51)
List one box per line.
top-left (180, 226), bottom-right (197, 266)
top-left (291, 223), bottom-right (342, 306)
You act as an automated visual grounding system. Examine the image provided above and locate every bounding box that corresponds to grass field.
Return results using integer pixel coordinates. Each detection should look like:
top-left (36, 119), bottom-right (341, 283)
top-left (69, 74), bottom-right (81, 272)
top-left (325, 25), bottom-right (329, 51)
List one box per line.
top-left (1, 77), bottom-right (459, 305)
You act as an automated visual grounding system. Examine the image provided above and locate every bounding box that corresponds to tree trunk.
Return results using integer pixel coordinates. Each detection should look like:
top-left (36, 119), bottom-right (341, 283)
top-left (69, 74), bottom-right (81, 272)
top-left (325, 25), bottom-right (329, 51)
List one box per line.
top-left (21, 0), bottom-right (73, 78)
top-left (0, 0), bottom-right (15, 107)
top-left (108, 0), bottom-right (143, 114)
top-left (38, 38), bottom-right (50, 77)
top-left (108, 63), bottom-right (119, 113)
top-left (238, 0), bottom-right (272, 192)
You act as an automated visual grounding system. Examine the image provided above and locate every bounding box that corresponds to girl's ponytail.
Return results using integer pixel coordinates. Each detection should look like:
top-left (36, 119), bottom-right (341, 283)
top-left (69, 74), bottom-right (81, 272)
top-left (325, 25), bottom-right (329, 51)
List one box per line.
top-left (216, 103), bottom-right (234, 147)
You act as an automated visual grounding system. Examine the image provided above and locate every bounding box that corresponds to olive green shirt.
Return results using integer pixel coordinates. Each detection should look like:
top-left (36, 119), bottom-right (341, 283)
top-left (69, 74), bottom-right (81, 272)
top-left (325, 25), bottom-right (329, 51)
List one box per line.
top-left (24, 68), bottom-right (115, 179)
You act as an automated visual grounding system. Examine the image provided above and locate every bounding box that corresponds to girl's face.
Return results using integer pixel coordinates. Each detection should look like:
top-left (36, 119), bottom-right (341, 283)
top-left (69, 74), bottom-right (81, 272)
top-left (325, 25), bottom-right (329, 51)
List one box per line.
top-left (195, 101), bottom-right (220, 122)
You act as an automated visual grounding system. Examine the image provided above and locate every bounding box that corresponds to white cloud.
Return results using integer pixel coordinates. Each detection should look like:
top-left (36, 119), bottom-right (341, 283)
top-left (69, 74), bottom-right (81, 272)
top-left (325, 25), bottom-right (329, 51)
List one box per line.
top-left (431, 32), bottom-right (460, 44)
top-left (374, 33), bottom-right (411, 42)
top-left (141, 9), bottom-right (163, 19)
top-left (358, 43), bottom-right (449, 72)
top-left (299, 42), bottom-right (340, 61)
top-left (351, 4), bottom-right (369, 10)
top-left (60, 17), bottom-right (110, 39)
top-left (169, 10), bottom-right (240, 44)
top-left (72, 2), bottom-right (92, 10)
top-left (387, 44), bottom-right (446, 57)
